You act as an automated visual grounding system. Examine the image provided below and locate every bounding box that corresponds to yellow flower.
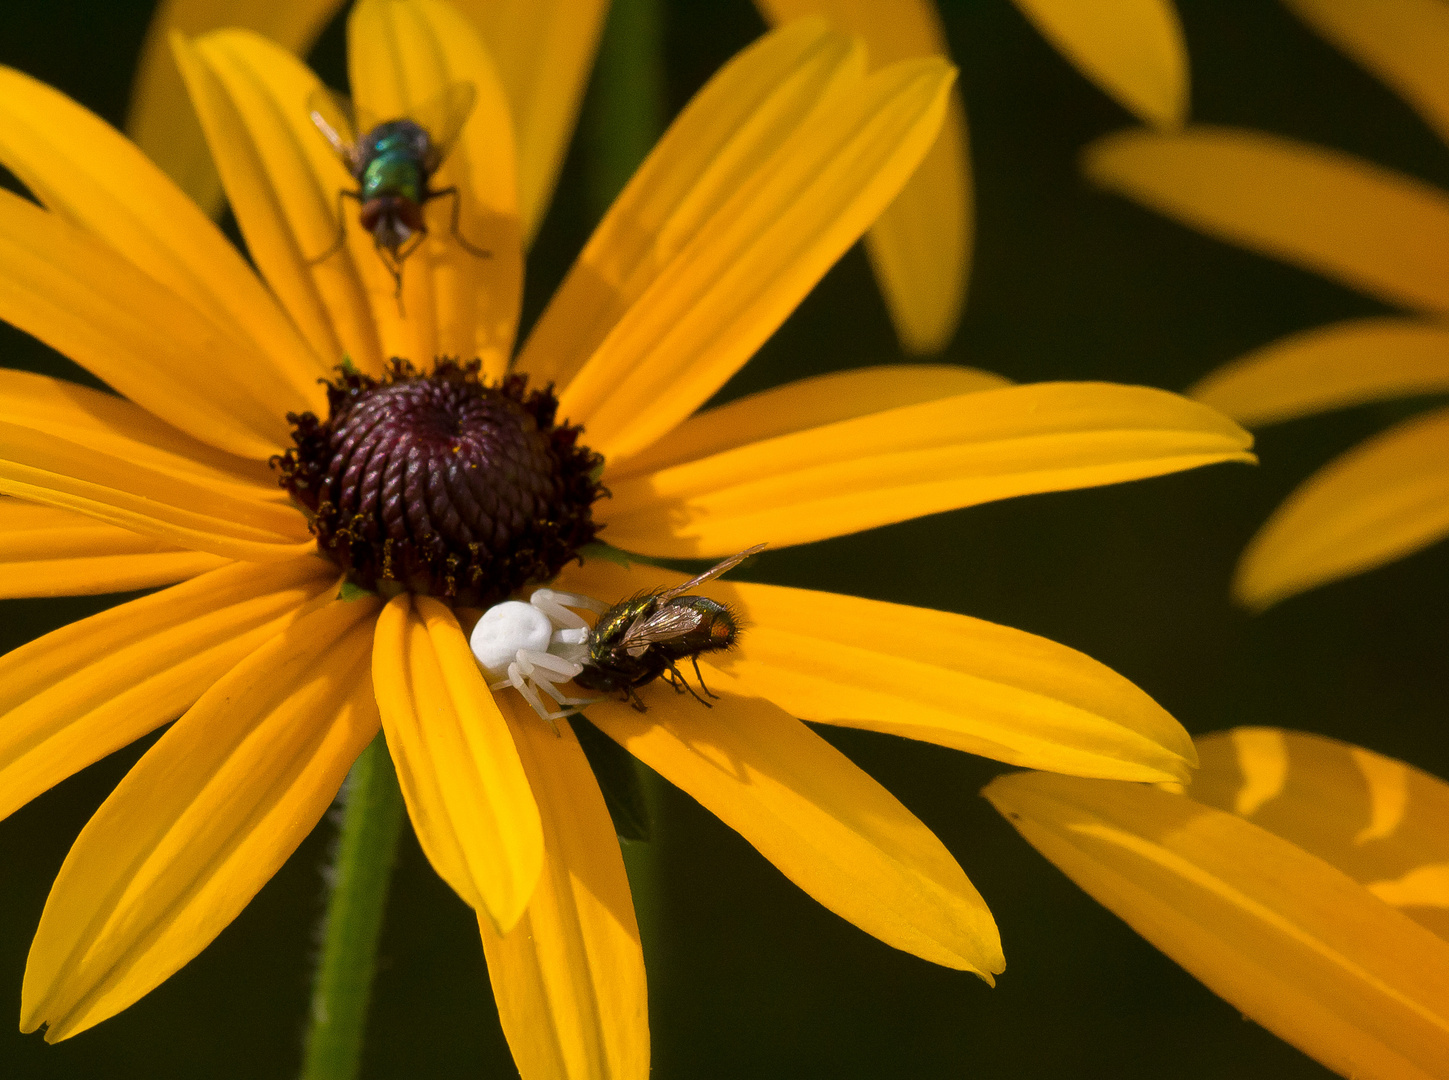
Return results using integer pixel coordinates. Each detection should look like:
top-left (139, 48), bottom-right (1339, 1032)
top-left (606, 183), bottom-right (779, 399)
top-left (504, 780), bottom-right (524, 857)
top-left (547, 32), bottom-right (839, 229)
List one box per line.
top-left (128, 0), bottom-right (1190, 357)
top-left (0, 1), bottom-right (1251, 1073)
top-left (1085, 0), bottom-right (1449, 610)
top-left (985, 728), bottom-right (1449, 1080)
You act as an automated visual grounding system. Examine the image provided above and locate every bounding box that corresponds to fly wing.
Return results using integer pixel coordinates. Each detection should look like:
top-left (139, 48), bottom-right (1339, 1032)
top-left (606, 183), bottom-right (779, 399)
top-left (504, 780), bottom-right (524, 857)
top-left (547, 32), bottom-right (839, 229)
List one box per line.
top-left (411, 82), bottom-right (477, 172)
top-left (656, 544), bottom-right (768, 604)
top-left (308, 86), bottom-right (364, 175)
top-left (619, 604), bottom-right (706, 656)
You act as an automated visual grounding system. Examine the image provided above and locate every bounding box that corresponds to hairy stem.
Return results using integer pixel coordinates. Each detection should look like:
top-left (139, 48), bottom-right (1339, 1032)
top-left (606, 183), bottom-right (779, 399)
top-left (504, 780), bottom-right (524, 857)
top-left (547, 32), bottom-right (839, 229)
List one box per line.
top-left (300, 734), bottom-right (407, 1080)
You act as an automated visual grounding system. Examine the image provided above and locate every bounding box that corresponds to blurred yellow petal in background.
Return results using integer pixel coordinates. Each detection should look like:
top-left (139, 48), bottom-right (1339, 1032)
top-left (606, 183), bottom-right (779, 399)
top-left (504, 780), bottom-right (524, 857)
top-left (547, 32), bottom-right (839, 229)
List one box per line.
top-left (1086, 0), bottom-right (1449, 609)
top-left (986, 728), bottom-right (1449, 1080)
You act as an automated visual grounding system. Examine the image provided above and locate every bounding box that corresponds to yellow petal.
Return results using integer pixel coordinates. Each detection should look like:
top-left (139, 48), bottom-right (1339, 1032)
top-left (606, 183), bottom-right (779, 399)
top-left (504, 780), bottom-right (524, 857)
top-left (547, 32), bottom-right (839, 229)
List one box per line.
top-left (1191, 317), bottom-right (1449, 426)
top-left (0, 186), bottom-right (299, 458)
top-left (21, 594), bottom-right (381, 1041)
top-left (128, 0), bottom-right (345, 215)
top-left (521, 21), bottom-right (956, 460)
top-left (347, 0), bottom-right (524, 375)
top-left (610, 363), bottom-right (1010, 477)
top-left (1284, 0), bottom-right (1449, 148)
top-left (1235, 405), bottom-right (1449, 609)
top-left (0, 420), bottom-right (314, 562)
top-left (371, 595), bottom-right (542, 931)
top-left (1087, 127), bottom-right (1449, 316)
top-left (588, 688), bottom-right (1004, 978)
top-left (481, 695), bottom-right (648, 1080)
top-left (598, 381), bottom-right (1254, 557)
top-left (561, 559), bottom-right (1194, 783)
top-left (0, 557), bottom-right (335, 824)
top-left (984, 770), bottom-right (1449, 1080)
top-left (0, 367), bottom-right (280, 496)
top-left (454, 0), bottom-right (610, 246)
top-left (0, 64), bottom-right (328, 400)
top-left (754, 0), bottom-right (971, 352)
top-left (173, 29), bottom-right (386, 375)
top-left (519, 19), bottom-right (862, 391)
top-left (0, 498), bottom-right (227, 598)
top-left (560, 54), bottom-right (954, 461)
top-left (1011, 0), bottom-right (1188, 128)
top-left (1193, 728), bottom-right (1449, 941)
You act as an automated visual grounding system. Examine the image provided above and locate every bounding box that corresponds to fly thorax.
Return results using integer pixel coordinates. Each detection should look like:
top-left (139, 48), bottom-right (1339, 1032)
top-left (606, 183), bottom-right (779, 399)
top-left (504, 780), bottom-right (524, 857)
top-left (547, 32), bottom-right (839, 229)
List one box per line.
top-left (273, 359), bottom-right (604, 607)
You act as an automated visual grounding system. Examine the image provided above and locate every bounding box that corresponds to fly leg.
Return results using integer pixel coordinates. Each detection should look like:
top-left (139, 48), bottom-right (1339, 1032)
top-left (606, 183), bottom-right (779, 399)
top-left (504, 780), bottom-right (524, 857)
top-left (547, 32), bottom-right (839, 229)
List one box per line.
top-left (307, 189), bottom-right (362, 266)
top-left (624, 686), bottom-right (649, 712)
top-left (690, 656), bottom-right (720, 700)
top-left (374, 237), bottom-right (406, 311)
top-left (428, 186), bottom-right (492, 259)
top-left (667, 662), bottom-right (714, 709)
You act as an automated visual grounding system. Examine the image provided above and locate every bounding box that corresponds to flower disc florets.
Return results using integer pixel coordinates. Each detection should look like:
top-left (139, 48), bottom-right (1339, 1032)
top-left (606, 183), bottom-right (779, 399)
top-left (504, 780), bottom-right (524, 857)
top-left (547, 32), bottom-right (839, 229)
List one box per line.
top-left (275, 359), bottom-right (604, 607)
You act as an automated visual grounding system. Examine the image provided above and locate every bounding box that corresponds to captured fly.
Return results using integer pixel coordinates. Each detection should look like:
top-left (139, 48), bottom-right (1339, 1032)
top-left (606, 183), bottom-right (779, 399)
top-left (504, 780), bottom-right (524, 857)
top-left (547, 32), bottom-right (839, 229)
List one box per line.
top-left (470, 545), bottom-right (767, 726)
top-left (307, 83), bottom-right (489, 297)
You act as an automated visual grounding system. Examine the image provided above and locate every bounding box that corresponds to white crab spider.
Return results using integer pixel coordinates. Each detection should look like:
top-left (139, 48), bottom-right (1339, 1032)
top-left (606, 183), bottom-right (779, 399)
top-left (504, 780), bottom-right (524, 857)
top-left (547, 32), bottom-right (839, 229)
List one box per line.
top-left (470, 588), bottom-right (605, 726)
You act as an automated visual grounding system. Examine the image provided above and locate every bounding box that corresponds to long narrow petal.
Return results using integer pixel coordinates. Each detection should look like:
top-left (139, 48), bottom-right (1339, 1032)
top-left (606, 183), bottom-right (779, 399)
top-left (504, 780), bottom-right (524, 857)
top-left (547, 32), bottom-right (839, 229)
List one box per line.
top-left (610, 364), bottom-right (1010, 477)
top-left (481, 696), bottom-right (648, 1080)
top-left (0, 421), bottom-right (314, 562)
top-left (348, 0), bottom-right (524, 375)
top-left (21, 594), bottom-right (381, 1041)
top-left (589, 689), bottom-right (1004, 978)
top-left (1087, 128), bottom-right (1449, 316)
top-left (558, 55), bottom-right (954, 461)
top-left (0, 65), bottom-right (328, 399)
top-left (372, 595), bottom-right (542, 931)
top-left (984, 770), bottom-right (1449, 1080)
top-left (455, 0), bottom-right (609, 246)
top-left (0, 368), bottom-right (280, 495)
top-left (0, 558), bottom-right (336, 823)
top-left (754, 0), bottom-right (971, 353)
top-left (128, 0), bottom-right (345, 215)
top-left (0, 187), bottom-right (298, 457)
top-left (1235, 406), bottom-right (1449, 609)
top-left (0, 499), bottom-right (227, 598)
top-left (519, 19), bottom-right (864, 391)
top-left (598, 381), bottom-right (1254, 557)
top-left (1284, 0), bottom-right (1449, 149)
top-left (521, 21), bottom-right (955, 459)
top-left (561, 559), bottom-right (1194, 783)
top-left (1191, 317), bottom-right (1449, 426)
top-left (174, 29), bottom-right (386, 375)
top-left (1192, 728), bottom-right (1449, 941)
top-left (1011, 0), bottom-right (1188, 128)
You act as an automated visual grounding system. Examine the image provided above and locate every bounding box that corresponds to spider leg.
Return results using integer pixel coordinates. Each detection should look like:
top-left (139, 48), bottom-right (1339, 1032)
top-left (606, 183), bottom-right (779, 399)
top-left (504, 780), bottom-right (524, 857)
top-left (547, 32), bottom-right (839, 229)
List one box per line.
top-left (428, 185), bottom-right (492, 259)
top-left (515, 649), bottom-right (593, 706)
top-left (529, 588), bottom-right (602, 630)
top-left (503, 659), bottom-right (569, 735)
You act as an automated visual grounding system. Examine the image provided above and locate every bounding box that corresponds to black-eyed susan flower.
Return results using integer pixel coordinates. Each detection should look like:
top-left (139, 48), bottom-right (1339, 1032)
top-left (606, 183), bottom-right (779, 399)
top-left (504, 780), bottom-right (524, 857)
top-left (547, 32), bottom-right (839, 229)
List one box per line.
top-left (1085, 0), bottom-right (1449, 610)
top-left (0, 1), bottom-right (1254, 1075)
top-left (985, 728), bottom-right (1449, 1079)
top-left (128, 0), bottom-right (1190, 357)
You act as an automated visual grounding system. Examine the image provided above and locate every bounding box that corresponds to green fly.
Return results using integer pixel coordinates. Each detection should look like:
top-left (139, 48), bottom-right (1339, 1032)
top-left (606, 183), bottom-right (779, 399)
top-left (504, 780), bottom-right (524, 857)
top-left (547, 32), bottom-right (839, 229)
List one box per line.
top-left (307, 83), bottom-right (489, 298)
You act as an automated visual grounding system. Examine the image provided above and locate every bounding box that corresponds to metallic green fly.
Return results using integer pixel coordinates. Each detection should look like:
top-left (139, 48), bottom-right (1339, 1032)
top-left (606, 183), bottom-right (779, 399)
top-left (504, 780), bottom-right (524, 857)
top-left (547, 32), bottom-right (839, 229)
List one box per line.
top-left (307, 83), bottom-right (489, 298)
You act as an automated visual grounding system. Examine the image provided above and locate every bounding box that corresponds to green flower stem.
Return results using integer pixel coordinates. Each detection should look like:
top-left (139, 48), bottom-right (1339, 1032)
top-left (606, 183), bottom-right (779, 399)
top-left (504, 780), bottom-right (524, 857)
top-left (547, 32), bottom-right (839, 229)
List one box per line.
top-left (585, 0), bottom-right (666, 222)
top-left (300, 734), bottom-right (407, 1080)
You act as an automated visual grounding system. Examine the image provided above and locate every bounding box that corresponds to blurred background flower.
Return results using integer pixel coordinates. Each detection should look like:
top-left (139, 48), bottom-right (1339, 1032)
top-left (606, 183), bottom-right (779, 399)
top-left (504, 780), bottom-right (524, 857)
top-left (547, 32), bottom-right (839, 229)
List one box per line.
top-left (1087, 0), bottom-right (1449, 610)
top-left (985, 728), bottom-right (1449, 1080)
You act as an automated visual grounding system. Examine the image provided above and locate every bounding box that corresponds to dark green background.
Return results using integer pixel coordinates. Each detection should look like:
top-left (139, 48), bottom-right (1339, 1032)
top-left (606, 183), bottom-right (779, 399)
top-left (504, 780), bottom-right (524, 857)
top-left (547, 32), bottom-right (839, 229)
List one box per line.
top-left (1, 1), bottom-right (1446, 1077)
